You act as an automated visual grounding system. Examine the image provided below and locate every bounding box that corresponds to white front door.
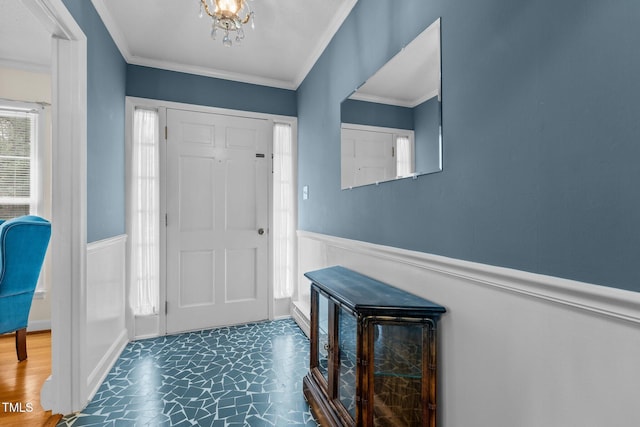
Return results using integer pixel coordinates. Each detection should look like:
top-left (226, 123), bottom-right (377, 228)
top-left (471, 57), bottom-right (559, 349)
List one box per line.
top-left (165, 108), bottom-right (270, 334)
top-left (341, 126), bottom-right (396, 188)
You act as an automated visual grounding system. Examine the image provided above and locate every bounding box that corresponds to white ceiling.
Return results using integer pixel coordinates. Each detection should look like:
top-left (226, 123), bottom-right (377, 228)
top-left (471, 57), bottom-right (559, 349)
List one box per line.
top-left (93, 0), bottom-right (357, 89)
top-left (1, 1), bottom-right (439, 105)
top-left (0, 0), bottom-right (439, 115)
top-left (2, 0), bottom-right (438, 106)
top-left (0, 0), bottom-right (51, 71)
top-left (350, 19), bottom-right (441, 108)
top-left (0, 0), bottom-right (356, 89)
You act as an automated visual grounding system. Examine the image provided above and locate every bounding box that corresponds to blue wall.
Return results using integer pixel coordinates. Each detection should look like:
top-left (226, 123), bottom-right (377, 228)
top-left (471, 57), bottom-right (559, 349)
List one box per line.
top-left (297, 0), bottom-right (640, 292)
top-left (63, 3), bottom-right (295, 243)
top-left (127, 65), bottom-right (296, 117)
top-left (341, 99), bottom-right (413, 130)
top-left (413, 97), bottom-right (441, 173)
top-left (63, 1), bottom-right (127, 243)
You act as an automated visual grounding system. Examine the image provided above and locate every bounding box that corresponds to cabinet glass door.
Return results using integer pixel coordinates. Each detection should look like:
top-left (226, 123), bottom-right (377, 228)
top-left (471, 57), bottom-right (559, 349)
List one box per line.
top-left (317, 292), bottom-right (330, 383)
top-left (372, 323), bottom-right (424, 426)
top-left (337, 307), bottom-right (357, 420)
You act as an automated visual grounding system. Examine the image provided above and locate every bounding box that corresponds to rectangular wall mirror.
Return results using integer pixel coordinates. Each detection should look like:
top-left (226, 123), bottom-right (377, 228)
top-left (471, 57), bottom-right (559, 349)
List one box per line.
top-left (341, 18), bottom-right (442, 189)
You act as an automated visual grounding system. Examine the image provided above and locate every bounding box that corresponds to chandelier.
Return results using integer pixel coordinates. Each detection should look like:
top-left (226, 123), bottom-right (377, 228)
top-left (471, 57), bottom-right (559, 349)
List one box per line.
top-left (198, 0), bottom-right (255, 47)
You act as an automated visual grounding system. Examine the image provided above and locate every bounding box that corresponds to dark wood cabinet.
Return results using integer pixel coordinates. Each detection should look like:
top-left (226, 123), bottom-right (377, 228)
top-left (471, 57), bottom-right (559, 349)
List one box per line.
top-left (303, 266), bottom-right (446, 427)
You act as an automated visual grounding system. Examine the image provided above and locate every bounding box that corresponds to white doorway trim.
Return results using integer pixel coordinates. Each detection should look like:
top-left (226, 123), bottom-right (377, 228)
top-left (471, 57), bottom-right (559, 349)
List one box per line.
top-left (22, 0), bottom-right (88, 414)
top-left (125, 96), bottom-right (297, 337)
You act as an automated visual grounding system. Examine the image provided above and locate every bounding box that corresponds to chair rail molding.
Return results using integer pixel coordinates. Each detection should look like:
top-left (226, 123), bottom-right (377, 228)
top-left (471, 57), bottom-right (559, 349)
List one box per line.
top-left (296, 230), bottom-right (640, 325)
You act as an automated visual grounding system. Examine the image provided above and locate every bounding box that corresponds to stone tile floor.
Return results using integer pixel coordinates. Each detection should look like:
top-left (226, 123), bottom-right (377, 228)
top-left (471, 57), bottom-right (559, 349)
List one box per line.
top-left (57, 319), bottom-right (318, 426)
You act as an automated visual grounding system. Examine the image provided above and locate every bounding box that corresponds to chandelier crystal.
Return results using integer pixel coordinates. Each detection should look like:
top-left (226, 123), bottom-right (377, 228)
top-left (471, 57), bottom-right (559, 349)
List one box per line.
top-left (199, 0), bottom-right (255, 47)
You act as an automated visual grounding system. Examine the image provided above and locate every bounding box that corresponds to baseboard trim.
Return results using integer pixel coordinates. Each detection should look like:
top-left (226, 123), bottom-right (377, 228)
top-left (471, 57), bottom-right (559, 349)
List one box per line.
top-left (85, 329), bottom-right (128, 404)
top-left (27, 319), bottom-right (51, 332)
top-left (291, 300), bottom-right (310, 338)
top-left (298, 230), bottom-right (640, 325)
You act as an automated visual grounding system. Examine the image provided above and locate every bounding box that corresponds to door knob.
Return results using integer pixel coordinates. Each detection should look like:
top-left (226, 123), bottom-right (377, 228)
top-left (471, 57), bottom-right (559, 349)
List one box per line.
top-left (258, 228), bottom-right (265, 235)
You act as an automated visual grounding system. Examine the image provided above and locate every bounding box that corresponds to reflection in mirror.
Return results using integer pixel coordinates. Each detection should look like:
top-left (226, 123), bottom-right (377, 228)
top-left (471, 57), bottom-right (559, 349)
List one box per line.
top-left (341, 18), bottom-right (442, 189)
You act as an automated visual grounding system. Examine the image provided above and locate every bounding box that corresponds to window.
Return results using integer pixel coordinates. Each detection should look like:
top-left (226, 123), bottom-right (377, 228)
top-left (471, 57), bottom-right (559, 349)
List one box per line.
top-left (129, 108), bottom-right (160, 316)
top-left (396, 135), bottom-right (414, 178)
top-left (273, 122), bottom-right (296, 299)
top-left (0, 106), bottom-right (40, 219)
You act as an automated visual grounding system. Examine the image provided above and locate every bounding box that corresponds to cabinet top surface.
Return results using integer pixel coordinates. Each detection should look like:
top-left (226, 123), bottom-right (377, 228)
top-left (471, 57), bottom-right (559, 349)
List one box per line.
top-left (304, 266), bottom-right (446, 315)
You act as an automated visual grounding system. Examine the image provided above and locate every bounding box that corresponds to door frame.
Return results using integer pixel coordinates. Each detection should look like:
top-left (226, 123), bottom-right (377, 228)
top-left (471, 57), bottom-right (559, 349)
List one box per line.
top-left (20, 0), bottom-right (88, 415)
top-left (125, 96), bottom-right (297, 337)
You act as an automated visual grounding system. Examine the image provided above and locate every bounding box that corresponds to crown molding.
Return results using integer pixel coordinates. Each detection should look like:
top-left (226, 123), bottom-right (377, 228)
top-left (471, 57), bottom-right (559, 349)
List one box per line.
top-left (126, 55), bottom-right (297, 90)
top-left (349, 88), bottom-right (440, 108)
top-left (291, 0), bottom-right (357, 89)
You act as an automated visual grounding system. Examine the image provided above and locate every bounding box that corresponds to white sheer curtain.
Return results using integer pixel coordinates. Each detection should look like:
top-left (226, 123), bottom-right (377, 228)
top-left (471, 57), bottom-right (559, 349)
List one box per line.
top-left (396, 135), bottom-right (413, 178)
top-left (273, 122), bottom-right (295, 298)
top-left (130, 108), bottom-right (160, 315)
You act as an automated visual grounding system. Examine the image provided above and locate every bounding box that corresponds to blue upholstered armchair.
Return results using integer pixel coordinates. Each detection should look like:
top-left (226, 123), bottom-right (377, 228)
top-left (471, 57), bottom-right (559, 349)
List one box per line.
top-left (0, 215), bottom-right (51, 361)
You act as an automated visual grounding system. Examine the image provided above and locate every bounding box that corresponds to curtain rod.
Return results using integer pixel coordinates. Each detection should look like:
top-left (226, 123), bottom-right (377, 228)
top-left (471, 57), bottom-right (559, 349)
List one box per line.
top-left (0, 98), bottom-right (50, 112)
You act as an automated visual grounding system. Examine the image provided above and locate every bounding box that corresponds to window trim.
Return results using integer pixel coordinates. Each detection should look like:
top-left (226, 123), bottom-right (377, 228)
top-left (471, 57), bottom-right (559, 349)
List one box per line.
top-left (0, 99), bottom-right (46, 216)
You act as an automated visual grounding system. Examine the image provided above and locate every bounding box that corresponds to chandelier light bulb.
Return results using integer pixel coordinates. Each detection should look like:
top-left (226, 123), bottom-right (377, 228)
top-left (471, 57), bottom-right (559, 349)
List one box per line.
top-left (218, 0), bottom-right (241, 15)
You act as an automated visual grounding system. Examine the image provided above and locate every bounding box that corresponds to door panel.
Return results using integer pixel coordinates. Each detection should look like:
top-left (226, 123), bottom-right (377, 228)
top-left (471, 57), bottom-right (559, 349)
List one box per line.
top-left (179, 250), bottom-right (215, 307)
top-left (226, 159), bottom-right (257, 230)
top-left (226, 248), bottom-right (257, 302)
top-left (179, 156), bottom-right (215, 231)
top-left (166, 108), bottom-right (270, 334)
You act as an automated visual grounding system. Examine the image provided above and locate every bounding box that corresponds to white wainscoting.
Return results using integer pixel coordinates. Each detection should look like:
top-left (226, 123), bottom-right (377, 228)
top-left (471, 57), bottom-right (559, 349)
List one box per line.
top-left (85, 234), bottom-right (128, 402)
top-left (294, 230), bottom-right (640, 427)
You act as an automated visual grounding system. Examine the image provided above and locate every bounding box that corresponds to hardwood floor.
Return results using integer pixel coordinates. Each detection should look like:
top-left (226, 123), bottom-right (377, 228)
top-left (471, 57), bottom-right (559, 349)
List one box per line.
top-left (0, 331), bottom-right (62, 427)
